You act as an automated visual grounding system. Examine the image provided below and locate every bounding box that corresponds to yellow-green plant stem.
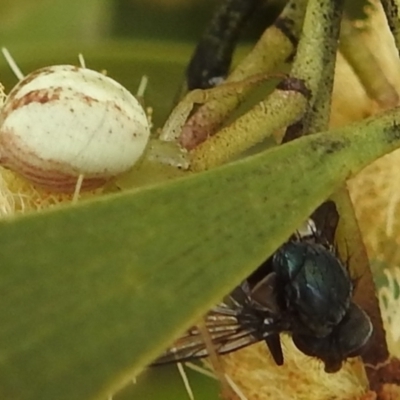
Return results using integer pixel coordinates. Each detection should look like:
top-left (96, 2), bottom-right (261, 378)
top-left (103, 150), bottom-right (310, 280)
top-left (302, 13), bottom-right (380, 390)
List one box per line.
top-left (189, 88), bottom-right (307, 171)
top-left (289, 0), bottom-right (344, 136)
top-left (230, 0), bottom-right (307, 81)
top-left (179, 0), bottom-right (308, 146)
top-left (339, 15), bottom-right (399, 108)
top-left (290, 0), bottom-right (342, 101)
top-left (160, 73), bottom-right (283, 144)
top-left (189, 0), bottom-right (344, 171)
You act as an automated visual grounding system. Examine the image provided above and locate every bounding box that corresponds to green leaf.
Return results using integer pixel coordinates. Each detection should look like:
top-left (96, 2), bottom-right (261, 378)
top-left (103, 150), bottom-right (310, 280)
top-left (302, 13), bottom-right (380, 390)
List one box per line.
top-left (1, 108), bottom-right (400, 399)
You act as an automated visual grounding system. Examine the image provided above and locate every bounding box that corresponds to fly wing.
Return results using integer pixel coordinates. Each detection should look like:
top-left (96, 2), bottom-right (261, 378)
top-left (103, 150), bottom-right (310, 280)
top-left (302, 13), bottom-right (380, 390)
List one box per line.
top-left (310, 200), bottom-right (339, 245)
top-left (152, 285), bottom-right (274, 365)
top-left (153, 313), bottom-right (259, 364)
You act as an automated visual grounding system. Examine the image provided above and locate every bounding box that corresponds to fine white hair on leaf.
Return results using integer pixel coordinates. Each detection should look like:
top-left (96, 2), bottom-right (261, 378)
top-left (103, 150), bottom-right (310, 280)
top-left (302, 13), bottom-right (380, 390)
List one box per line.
top-left (78, 53), bottom-right (86, 69)
top-left (177, 362), bottom-right (195, 400)
top-left (72, 174), bottom-right (84, 204)
top-left (2, 47), bottom-right (24, 80)
top-left (184, 362), bottom-right (216, 379)
top-left (136, 75), bottom-right (149, 98)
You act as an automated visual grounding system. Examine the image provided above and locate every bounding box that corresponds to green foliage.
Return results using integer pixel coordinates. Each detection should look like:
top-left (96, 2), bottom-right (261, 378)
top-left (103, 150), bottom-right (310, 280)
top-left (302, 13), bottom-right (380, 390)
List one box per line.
top-left (1, 108), bottom-right (400, 399)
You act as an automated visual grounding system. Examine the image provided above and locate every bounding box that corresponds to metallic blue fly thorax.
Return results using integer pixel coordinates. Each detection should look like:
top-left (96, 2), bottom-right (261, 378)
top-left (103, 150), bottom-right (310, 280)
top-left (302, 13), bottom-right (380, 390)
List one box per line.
top-left (272, 241), bottom-right (352, 337)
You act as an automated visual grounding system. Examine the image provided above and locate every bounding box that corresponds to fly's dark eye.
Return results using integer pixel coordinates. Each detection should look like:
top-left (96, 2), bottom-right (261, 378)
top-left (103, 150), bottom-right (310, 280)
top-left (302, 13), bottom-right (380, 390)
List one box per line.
top-left (291, 302), bottom-right (373, 373)
top-left (337, 303), bottom-right (373, 357)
